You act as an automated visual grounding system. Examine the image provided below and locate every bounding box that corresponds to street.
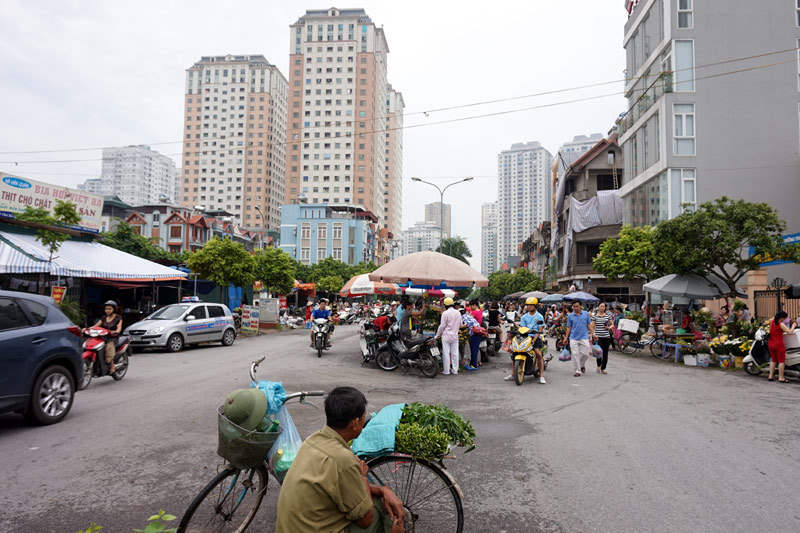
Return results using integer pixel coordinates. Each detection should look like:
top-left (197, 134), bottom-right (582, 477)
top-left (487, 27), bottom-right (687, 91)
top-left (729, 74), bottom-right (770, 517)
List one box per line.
top-left (2, 325), bottom-right (800, 533)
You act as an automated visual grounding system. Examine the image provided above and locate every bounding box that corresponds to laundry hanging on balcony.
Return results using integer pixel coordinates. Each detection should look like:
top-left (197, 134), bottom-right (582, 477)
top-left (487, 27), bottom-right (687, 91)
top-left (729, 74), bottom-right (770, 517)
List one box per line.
top-left (561, 190), bottom-right (622, 275)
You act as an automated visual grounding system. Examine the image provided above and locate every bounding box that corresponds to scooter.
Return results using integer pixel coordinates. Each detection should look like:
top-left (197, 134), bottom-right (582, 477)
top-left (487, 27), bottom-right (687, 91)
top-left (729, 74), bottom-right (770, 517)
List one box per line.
top-left (311, 318), bottom-right (332, 357)
top-left (374, 322), bottom-right (439, 378)
top-left (508, 326), bottom-right (552, 386)
top-left (79, 326), bottom-right (130, 390)
top-left (359, 319), bottom-right (391, 365)
top-left (743, 328), bottom-right (800, 378)
top-left (486, 325), bottom-right (503, 356)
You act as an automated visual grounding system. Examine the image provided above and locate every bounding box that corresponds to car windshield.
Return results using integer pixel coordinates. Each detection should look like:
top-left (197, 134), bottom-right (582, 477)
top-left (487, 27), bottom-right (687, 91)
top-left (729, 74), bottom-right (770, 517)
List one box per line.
top-left (148, 305), bottom-right (190, 320)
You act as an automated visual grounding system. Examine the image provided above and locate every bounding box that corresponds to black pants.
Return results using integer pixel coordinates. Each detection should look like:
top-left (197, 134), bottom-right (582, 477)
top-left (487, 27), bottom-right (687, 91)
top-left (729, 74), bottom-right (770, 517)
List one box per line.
top-left (596, 336), bottom-right (611, 370)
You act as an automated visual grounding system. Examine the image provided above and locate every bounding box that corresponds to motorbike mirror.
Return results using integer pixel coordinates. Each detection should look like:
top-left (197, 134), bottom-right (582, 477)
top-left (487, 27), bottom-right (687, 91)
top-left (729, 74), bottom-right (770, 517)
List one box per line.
top-left (185, 315), bottom-right (196, 321)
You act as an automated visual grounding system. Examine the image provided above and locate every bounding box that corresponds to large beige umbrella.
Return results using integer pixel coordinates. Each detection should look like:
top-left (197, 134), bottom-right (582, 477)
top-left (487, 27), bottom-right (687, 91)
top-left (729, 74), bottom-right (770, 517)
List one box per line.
top-left (339, 274), bottom-right (400, 297)
top-left (368, 251), bottom-right (489, 287)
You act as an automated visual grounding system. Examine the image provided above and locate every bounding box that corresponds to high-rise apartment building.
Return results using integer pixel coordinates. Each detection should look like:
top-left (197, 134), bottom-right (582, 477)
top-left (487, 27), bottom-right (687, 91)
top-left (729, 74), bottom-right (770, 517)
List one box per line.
top-left (100, 145), bottom-right (179, 206)
top-left (619, 0), bottom-right (800, 282)
top-left (285, 8), bottom-right (401, 234)
top-left (78, 178), bottom-right (102, 196)
top-left (424, 202), bottom-right (451, 239)
top-left (181, 55), bottom-right (288, 231)
top-left (481, 202), bottom-right (498, 276)
top-left (402, 221), bottom-right (442, 256)
top-left (496, 141), bottom-right (553, 267)
top-left (384, 85), bottom-right (405, 236)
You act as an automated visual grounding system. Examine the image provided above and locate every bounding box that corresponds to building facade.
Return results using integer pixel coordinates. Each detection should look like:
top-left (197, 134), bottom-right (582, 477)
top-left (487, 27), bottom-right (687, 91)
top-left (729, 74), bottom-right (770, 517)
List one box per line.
top-left (424, 202), bottom-right (452, 239)
top-left (279, 203), bottom-right (378, 266)
top-left (78, 178), bottom-right (102, 195)
top-left (181, 55), bottom-right (289, 233)
top-left (480, 201), bottom-right (498, 276)
top-left (100, 145), bottom-right (179, 207)
top-left (496, 141), bottom-right (553, 267)
top-left (384, 86), bottom-right (405, 236)
top-left (618, 0), bottom-right (800, 282)
top-left (284, 8), bottom-right (401, 234)
top-left (401, 221), bottom-right (442, 256)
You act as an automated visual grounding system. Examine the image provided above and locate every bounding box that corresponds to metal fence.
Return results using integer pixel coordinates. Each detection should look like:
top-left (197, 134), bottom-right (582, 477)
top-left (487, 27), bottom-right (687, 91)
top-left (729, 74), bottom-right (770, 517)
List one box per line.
top-left (754, 290), bottom-right (800, 322)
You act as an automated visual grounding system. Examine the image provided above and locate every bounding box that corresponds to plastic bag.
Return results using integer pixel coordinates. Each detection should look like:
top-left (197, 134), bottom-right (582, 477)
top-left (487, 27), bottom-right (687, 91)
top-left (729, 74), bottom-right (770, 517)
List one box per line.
top-left (559, 348), bottom-right (571, 361)
top-left (592, 343), bottom-right (603, 358)
top-left (268, 405), bottom-right (302, 482)
top-left (252, 380), bottom-right (286, 415)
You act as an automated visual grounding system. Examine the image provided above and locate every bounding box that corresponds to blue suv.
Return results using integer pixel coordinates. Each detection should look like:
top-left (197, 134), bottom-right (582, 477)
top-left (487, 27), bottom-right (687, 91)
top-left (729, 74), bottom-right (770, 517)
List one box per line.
top-left (0, 290), bottom-right (83, 425)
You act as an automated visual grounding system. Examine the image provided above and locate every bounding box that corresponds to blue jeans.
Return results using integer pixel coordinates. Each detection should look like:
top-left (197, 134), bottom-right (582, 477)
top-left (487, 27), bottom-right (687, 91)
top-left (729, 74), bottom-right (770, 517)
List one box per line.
top-left (469, 335), bottom-right (482, 367)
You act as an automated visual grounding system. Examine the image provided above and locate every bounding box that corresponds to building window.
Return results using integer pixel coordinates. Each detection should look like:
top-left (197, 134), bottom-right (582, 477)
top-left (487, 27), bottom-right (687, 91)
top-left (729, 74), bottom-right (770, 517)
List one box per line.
top-left (317, 223), bottom-right (327, 239)
top-left (301, 247), bottom-right (310, 264)
top-left (170, 225), bottom-right (182, 238)
top-left (332, 247), bottom-right (342, 260)
top-left (797, 0), bottom-right (800, 27)
top-left (678, 0), bottom-right (693, 28)
top-left (301, 223), bottom-right (310, 239)
top-left (674, 40), bottom-right (695, 92)
top-left (670, 168), bottom-right (696, 214)
top-left (332, 223), bottom-right (342, 239)
top-left (673, 103), bottom-right (695, 155)
top-left (317, 248), bottom-right (327, 261)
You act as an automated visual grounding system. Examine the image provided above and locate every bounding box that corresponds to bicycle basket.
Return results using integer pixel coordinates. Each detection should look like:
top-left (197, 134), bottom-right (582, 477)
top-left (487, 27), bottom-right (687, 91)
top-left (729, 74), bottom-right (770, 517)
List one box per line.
top-left (217, 406), bottom-right (282, 469)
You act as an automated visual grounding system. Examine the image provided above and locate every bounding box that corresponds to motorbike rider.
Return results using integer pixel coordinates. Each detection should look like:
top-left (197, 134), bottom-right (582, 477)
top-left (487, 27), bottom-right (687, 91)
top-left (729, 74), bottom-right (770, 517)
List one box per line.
top-left (310, 298), bottom-right (333, 347)
top-left (86, 300), bottom-right (122, 374)
top-left (505, 297), bottom-right (546, 384)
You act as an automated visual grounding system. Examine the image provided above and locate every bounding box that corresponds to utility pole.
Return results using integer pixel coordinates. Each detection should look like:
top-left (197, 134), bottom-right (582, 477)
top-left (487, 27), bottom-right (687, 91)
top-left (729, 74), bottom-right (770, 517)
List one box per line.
top-left (411, 177), bottom-right (473, 256)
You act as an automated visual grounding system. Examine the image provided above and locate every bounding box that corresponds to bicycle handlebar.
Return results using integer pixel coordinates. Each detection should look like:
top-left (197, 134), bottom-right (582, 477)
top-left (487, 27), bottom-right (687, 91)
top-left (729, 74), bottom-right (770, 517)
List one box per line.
top-left (250, 358), bottom-right (325, 403)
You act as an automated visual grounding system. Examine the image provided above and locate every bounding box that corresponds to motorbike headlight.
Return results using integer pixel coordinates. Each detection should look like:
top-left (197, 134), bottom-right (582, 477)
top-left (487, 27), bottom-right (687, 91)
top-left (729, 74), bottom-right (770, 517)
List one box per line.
top-left (146, 326), bottom-right (166, 335)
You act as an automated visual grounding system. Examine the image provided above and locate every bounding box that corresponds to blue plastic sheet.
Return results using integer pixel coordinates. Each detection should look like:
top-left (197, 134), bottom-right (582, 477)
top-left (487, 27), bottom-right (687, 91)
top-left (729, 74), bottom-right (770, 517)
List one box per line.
top-left (351, 403), bottom-right (405, 457)
top-left (251, 380), bottom-right (287, 415)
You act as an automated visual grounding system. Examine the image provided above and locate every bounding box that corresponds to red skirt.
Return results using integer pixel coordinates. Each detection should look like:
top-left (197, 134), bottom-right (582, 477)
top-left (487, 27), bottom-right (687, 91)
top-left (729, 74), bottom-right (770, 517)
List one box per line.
top-left (768, 340), bottom-right (786, 364)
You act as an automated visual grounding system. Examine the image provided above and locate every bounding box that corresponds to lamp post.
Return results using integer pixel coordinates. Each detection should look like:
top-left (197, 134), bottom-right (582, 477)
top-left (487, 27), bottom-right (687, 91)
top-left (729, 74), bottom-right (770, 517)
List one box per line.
top-left (411, 177), bottom-right (473, 255)
top-left (254, 205), bottom-right (266, 250)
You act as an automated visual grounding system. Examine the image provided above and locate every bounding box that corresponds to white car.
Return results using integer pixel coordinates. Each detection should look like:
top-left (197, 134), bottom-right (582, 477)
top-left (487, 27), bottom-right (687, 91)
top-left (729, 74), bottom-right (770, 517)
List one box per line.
top-left (125, 302), bottom-right (236, 352)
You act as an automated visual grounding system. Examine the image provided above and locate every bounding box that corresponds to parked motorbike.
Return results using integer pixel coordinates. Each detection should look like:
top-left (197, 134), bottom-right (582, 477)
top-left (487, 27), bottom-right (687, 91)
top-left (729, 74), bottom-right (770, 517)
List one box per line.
top-left (375, 323), bottom-right (439, 378)
top-left (359, 319), bottom-right (391, 365)
top-left (508, 326), bottom-right (552, 386)
top-left (486, 325), bottom-right (503, 357)
top-left (79, 326), bottom-right (130, 390)
top-left (311, 318), bottom-right (332, 357)
top-left (744, 328), bottom-right (800, 378)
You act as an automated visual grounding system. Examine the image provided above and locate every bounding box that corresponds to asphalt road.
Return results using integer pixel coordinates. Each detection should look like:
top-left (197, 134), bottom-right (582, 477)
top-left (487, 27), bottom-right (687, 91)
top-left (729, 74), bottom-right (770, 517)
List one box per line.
top-left (2, 325), bottom-right (800, 532)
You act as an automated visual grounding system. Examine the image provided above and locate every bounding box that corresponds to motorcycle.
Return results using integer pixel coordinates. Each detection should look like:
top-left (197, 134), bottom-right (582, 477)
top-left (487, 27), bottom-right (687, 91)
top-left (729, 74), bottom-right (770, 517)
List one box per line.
top-left (744, 328), bottom-right (800, 378)
top-left (359, 319), bottom-right (391, 365)
top-left (338, 308), bottom-right (358, 325)
top-left (375, 322), bottom-right (439, 378)
top-left (311, 318), bottom-right (332, 357)
top-left (79, 326), bottom-right (130, 390)
top-left (486, 325), bottom-right (503, 357)
top-left (508, 326), bottom-right (552, 386)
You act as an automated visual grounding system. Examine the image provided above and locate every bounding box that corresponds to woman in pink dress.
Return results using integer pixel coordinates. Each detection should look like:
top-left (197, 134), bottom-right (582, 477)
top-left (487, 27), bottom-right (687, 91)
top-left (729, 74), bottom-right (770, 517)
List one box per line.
top-left (768, 310), bottom-right (797, 383)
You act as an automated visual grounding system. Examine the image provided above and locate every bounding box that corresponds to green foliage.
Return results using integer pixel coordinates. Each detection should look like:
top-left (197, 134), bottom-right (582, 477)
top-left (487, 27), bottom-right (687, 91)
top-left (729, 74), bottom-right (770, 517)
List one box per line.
top-left (75, 524), bottom-right (102, 533)
top-left (102, 223), bottom-right (173, 261)
top-left (290, 258), bottom-right (313, 283)
top-left (483, 270), bottom-right (543, 301)
top-left (59, 296), bottom-right (86, 326)
top-left (133, 510), bottom-right (177, 533)
top-left (593, 225), bottom-right (668, 282)
top-left (401, 402), bottom-right (476, 451)
top-left (350, 260), bottom-right (378, 276)
top-left (394, 422), bottom-right (450, 459)
top-left (253, 247), bottom-right (295, 294)
top-left (316, 274), bottom-right (344, 294)
top-left (16, 200), bottom-right (81, 263)
top-left (186, 237), bottom-right (255, 288)
top-left (435, 236), bottom-right (472, 264)
top-left (655, 197), bottom-right (800, 298)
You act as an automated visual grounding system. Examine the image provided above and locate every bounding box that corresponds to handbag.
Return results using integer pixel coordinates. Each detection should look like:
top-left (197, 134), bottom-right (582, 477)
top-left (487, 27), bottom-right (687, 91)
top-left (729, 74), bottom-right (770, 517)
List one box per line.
top-left (472, 326), bottom-right (488, 337)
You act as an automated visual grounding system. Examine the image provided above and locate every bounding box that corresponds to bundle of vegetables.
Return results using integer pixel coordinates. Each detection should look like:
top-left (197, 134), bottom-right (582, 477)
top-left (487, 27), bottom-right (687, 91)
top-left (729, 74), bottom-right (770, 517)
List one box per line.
top-left (394, 402), bottom-right (476, 459)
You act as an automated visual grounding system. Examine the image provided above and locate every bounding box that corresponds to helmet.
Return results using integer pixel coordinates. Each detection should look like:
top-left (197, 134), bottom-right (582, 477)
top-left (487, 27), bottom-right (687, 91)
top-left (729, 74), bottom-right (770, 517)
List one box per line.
top-left (104, 300), bottom-right (117, 308)
top-left (525, 297), bottom-right (538, 305)
top-left (443, 297), bottom-right (455, 307)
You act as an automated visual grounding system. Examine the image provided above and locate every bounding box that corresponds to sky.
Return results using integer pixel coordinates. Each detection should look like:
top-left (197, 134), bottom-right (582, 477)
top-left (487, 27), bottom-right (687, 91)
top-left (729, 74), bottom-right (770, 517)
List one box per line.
top-left (0, 0), bottom-right (629, 268)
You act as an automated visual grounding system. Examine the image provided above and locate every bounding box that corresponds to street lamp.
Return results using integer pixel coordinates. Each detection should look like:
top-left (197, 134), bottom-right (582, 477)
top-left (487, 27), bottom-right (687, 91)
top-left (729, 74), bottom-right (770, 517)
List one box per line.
top-left (254, 205), bottom-right (266, 250)
top-left (411, 177), bottom-right (473, 255)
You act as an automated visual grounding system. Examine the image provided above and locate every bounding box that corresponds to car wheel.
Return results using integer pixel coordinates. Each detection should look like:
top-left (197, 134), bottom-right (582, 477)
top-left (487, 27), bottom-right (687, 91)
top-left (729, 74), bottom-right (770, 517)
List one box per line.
top-left (221, 328), bottom-right (236, 346)
top-left (167, 333), bottom-right (184, 352)
top-left (25, 365), bottom-right (75, 425)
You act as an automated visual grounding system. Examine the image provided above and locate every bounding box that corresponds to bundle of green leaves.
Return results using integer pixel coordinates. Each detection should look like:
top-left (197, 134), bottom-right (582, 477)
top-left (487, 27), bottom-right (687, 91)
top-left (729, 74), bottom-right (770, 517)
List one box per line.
top-left (400, 403), bottom-right (476, 452)
top-left (394, 423), bottom-right (449, 459)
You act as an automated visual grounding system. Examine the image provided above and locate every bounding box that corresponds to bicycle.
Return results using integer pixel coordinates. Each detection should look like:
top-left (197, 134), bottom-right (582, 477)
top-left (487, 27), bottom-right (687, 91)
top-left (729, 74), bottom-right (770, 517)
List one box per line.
top-left (178, 357), bottom-right (465, 533)
top-left (618, 330), bottom-right (667, 358)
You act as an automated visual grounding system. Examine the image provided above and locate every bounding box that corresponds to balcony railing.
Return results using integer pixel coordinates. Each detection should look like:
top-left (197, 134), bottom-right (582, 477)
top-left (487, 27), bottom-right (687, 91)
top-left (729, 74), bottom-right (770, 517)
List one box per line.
top-left (617, 72), bottom-right (673, 136)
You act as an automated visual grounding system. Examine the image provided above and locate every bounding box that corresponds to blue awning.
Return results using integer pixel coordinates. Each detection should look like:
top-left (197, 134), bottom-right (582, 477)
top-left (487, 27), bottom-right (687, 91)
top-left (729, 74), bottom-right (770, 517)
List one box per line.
top-left (0, 231), bottom-right (187, 280)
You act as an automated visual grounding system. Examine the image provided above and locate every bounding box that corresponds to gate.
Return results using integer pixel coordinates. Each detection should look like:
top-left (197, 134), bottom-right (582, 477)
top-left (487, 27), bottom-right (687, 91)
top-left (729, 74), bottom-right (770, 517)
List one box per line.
top-left (754, 289), bottom-right (800, 322)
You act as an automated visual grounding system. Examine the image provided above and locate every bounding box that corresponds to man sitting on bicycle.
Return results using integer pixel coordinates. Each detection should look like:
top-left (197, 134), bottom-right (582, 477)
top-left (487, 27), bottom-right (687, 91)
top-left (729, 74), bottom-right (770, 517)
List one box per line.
top-left (276, 386), bottom-right (405, 533)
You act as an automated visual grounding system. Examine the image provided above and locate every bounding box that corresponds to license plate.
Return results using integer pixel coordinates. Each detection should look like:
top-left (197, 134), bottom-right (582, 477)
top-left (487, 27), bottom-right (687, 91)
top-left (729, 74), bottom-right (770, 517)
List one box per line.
top-left (430, 347), bottom-right (440, 356)
top-left (488, 334), bottom-right (496, 339)
top-left (480, 341), bottom-right (487, 348)
top-left (131, 335), bottom-right (141, 341)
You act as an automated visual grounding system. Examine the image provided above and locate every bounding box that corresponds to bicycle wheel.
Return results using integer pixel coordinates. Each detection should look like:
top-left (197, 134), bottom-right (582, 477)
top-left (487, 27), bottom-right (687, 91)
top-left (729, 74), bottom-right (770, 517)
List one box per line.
top-left (649, 337), bottom-right (666, 358)
top-left (178, 465), bottom-right (268, 533)
top-left (366, 454), bottom-right (464, 533)
top-left (618, 334), bottom-right (636, 355)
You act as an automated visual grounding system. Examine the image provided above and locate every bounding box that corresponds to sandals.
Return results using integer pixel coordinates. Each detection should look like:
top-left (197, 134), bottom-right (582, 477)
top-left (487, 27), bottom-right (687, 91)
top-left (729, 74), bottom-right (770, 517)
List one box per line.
top-left (779, 379), bottom-right (791, 383)
top-left (574, 372), bottom-right (581, 377)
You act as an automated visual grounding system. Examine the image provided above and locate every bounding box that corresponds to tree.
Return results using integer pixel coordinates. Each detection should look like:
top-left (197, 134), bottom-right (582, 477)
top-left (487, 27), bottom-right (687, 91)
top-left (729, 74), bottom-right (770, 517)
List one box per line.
top-left (309, 256), bottom-right (352, 287)
top-left (654, 197), bottom-right (800, 297)
top-left (102, 222), bottom-right (171, 261)
top-left (290, 258), bottom-right (312, 283)
top-left (436, 237), bottom-right (472, 264)
top-left (16, 200), bottom-right (81, 264)
top-left (350, 260), bottom-right (378, 276)
top-left (186, 237), bottom-right (255, 290)
top-left (316, 274), bottom-right (344, 295)
top-left (481, 269), bottom-right (543, 301)
top-left (593, 225), bottom-right (668, 282)
top-left (253, 247), bottom-right (295, 295)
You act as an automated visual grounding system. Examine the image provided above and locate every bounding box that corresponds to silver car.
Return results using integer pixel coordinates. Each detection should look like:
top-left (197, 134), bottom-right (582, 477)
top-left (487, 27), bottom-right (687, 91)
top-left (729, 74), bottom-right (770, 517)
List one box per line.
top-left (125, 302), bottom-right (236, 352)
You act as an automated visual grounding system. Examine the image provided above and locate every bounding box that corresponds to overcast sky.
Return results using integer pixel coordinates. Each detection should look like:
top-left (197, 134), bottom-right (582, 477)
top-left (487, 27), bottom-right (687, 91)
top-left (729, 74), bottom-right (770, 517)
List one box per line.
top-left (0, 0), bottom-right (628, 268)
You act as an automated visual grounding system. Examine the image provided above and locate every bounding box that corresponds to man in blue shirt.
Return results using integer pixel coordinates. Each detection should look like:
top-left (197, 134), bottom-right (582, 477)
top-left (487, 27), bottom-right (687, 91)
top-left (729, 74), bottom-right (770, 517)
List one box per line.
top-left (310, 299), bottom-right (333, 347)
top-left (517, 298), bottom-right (546, 384)
top-left (564, 301), bottom-right (595, 377)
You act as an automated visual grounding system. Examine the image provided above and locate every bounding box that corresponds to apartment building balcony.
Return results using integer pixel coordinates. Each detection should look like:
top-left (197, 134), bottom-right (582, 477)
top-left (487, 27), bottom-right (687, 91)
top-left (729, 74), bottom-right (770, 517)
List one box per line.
top-left (617, 72), bottom-right (672, 136)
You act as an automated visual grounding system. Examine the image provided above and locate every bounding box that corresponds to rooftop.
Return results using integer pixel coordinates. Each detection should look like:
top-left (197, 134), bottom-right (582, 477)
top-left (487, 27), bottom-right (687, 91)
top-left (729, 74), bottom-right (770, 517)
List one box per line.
top-left (191, 55), bottom-right (273, 68)
top-left (294, 7), bottom-right (372, 25)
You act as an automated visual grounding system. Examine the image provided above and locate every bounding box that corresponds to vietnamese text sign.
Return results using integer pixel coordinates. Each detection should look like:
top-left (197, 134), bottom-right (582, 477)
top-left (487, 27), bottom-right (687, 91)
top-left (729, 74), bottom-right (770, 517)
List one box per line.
top-left (259, 298), bottom-right (279, 324)
top-left (0, 172), bottom-right (104, 233)
top-left (241, 304), bottom-right (260, 335)
top-left (50, 286), bottom-right (66, 305)
top-left (748, 232), bottom-right (800, 266)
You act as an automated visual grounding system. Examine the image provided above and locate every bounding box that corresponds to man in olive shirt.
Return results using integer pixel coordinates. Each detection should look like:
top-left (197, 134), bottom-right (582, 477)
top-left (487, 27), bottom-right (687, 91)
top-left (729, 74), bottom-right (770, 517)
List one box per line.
top-left (276, 387), bottom-right (404, 533)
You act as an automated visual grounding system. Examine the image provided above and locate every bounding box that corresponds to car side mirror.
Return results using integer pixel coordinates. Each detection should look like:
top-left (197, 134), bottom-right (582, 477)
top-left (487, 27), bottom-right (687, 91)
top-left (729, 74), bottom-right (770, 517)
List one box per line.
top-left (185, 315), bottom-right (196, 321)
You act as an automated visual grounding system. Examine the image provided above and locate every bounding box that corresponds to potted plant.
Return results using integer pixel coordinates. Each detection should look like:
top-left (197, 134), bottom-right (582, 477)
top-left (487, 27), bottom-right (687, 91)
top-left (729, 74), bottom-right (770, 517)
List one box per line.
top-left (680, 344), bottom-right (698, 366)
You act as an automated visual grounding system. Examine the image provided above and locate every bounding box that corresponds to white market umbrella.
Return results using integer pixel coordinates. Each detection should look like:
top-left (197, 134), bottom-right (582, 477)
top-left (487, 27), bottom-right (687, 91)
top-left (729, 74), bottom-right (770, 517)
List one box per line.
top-left (643, 273), bottom-right (743, 300)
top-left (340, 274), bottom-right (400, 297)
top-left (368, 251), bottom-right (489, 288)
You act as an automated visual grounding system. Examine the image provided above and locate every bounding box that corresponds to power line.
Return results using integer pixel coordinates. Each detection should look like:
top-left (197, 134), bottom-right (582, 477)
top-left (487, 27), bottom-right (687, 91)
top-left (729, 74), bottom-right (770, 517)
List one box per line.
top-left (0, 53), bottom-right (796, 166)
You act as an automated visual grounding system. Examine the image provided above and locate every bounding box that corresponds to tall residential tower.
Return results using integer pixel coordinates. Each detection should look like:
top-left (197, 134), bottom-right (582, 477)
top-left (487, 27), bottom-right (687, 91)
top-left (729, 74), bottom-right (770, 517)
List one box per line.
top-left (181, 55), bottom-right (288, 231)
top-left (100, 145), bottom-right (179, 206)
top-left (481, 201), bottom-right (498, 276)
top-left (424, 202), bottom-right (452, 238)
